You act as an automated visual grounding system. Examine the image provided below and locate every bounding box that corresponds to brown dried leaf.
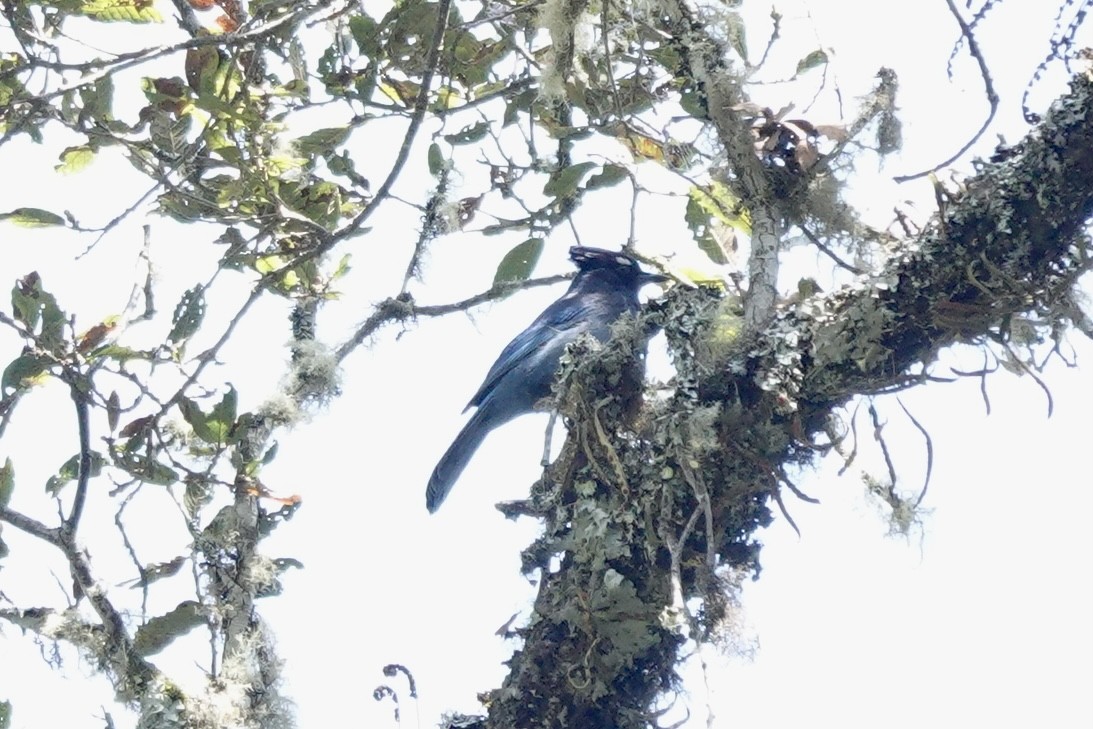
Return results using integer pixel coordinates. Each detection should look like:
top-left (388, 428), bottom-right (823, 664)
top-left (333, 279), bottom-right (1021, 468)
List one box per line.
top-left (214, 14), bottom-right (238, 32)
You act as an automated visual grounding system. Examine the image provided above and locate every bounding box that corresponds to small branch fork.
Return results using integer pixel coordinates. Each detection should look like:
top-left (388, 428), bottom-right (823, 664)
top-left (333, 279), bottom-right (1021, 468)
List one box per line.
top-left (894, 0), bottom-right (999, 182)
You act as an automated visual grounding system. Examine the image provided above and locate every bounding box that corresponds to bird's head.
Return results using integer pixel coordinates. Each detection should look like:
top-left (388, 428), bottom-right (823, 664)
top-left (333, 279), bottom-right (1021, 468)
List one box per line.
top-left (568, 246), bottom-right (668, 289)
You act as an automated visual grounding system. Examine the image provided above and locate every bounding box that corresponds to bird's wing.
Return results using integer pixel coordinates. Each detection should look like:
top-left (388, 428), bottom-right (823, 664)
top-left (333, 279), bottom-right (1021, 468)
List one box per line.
top-left (464, 292), bottom-right (591, 410)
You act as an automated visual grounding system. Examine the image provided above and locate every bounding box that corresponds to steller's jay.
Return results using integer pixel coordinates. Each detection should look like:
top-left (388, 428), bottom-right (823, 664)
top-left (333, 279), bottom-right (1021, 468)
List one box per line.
top-left (426, 246), bottom-right (667, 512)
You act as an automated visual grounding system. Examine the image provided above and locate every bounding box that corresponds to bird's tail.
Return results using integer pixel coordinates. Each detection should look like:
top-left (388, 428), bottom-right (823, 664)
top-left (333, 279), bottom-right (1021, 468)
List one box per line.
top-left (426, 407), bottom-right (493, 513)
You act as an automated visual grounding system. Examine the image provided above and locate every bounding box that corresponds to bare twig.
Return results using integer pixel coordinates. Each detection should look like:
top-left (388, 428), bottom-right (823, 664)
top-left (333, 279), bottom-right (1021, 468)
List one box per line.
top-left (999, 339), bottom-right (1055, 417)
top-left (868, 401), bottom-right (899, 489)
top-left (798, 224), bottom-right (866, 274)
top-left (114, 485), bottom-right (149, 620)
top-left (769, 484), bottom-right (801, 537)
top-left (895, 398), bottom-right (934, 508)
top-left (336, 273), bottom-right (570, 362)
top-left (893, 0), bottom-right (998, 182)
top-left (158, 285), bottom-right (266, 417)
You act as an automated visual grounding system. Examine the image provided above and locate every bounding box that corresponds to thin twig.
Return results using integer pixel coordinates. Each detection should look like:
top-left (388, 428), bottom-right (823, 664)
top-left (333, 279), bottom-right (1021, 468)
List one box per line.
top-left (836, 400), bottom-right (862, 477)
top-left (895, 398), bottom-right (933, 508)
top-left (770, 485), bottom-right (800, 537)
top-left (114, 485), bottom-right (149, 620)
top-left (893, 0), bottom-right (998, 182)
top-left (999, 339), bottom-right (1055, 417)
top-left (336, 273), bottom-right (570, 362)
top-left (798, 224), bottom-right (866, 274)
top-left (158, 284), bottom-right (266, 417)
top-left (868, 401), bottom-right (899, 488)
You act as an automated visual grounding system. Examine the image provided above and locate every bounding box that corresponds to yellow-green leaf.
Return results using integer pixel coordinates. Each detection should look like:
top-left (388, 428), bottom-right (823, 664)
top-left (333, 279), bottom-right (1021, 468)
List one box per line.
top-left (0, 208), bottom-right (65, 227)
top-left (294, 127), bottom-right (350, 156)
top-left (0, 457), bottom-right (14, 508)
top-left (133, 602), bottom-right (203, 656)
top-left (55, 145), bottom-right (96, 174)
top-left (688, 182), bottom-right (751, 235)
top-left (795, 49), bottom-right (829, 76)
top-left (80, 0), bottom-right (163, 23)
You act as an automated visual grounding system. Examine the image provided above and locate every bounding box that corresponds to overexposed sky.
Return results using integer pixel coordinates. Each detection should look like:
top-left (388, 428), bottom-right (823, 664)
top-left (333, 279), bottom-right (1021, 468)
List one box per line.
top-left (1, 1), bottom-right (1091, 728)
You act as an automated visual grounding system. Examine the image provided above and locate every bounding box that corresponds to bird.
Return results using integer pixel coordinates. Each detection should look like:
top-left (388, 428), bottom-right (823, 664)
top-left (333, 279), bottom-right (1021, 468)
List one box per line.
top-left (426, 246), bottom-right (667, 513)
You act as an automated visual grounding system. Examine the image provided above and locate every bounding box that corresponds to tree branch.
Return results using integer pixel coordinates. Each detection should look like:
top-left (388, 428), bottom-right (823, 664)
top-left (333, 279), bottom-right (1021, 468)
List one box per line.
top-left (64, 380), bottom-right (92, 536)
top-left (0, 506), bottom-right (62, 547)
top-left (483, 71), bottom-right (1093, 729)
top-left (659, 0), bottom-right (782, 328)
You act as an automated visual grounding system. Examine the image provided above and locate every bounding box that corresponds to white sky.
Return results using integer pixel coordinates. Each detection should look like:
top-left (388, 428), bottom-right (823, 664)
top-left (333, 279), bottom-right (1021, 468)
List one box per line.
top-left (0, 1), bottom-right (1091, 728)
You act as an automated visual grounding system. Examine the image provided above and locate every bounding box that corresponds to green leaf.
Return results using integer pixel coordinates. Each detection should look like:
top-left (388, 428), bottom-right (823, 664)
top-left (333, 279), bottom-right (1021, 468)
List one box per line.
top-left (647, 45), bottom-right (681, 72)
top-left (1, 353), bottom-right (49, 393)
top-left (89, 344), bottom-right (154, 363)
top-left (480, 218), bottom-right (527, 236)
top-left (78, 73), bottom-right (114, 123)
top-left (443, 121), bottom-right (489, 145)
top-left (493, 238), bottom-right (544, 288)
top-left (111, 449), bottom-right (178, 487)
top-left (348, 13), bottom-right (381, 57)
top-left (503, 88), bottom-right (535, 127)
top-left (261, 442), bottom-right (279, 466)
top-left (211, 387), bottom-right (238, 438)
top-left (10, 279), bottom-right (39, 329)
top-left (543, 161), bottom-right (596, 198)
top-left (679, 85), bottom-right (706, 118)
top-left (179, 397), bottom-right (212, 442)
top-left (0, 208), bottom-right (66, 227)
top-left (795, 49), bottom-right (829, 75)
top-left (45, 451), bottom-right (104, 495)
top-left (149, 111), bottom-right (191, 160)
top-left (687, 182), bottom-right (751, 234)
top-left (10, 272), bottom-right (66, 352)
top-left (293, 127), bottom-right (350, 156)
top-left (0, 699), bottom-right (10, 729)
top-left (77, 0), bottom-right (163, 22)
top-left (427, 143), bottom-right (446, 177)
top-left (55, 145), bottom-right (96, 174)
top-left (130, 556), bottom-right (187, 588)
top-left (133, 601), bottom-right (203, 657)
top-left (585, 163), bottom-right (628, 190)
top-left (0, 458), bottom-right (13, 509)
top-left (168, 286), bottom-right (206, 345)
top-left (179, 388), bottom-right (237, 445)
top-left (331, 254), bottom-right (352, 282)
top-left (107, 391), bottom-right (121, 433)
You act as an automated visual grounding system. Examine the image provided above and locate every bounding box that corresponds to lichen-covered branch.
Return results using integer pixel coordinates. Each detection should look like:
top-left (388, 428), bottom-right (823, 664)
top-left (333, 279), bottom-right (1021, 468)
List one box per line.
top-left (480, 72), bottom-right (1093, 729)
top-left (657, 0), bottom-right (782, 329)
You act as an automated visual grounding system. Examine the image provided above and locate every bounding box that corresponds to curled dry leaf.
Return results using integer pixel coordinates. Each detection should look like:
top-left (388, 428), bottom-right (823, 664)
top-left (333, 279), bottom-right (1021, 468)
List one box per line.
top-left (215, 14), bottom-right (238, 32)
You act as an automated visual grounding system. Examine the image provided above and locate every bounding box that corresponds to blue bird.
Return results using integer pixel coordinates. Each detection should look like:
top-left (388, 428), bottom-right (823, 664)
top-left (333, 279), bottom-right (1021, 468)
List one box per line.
top-left (426, 246), bottom-right (667, 512)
